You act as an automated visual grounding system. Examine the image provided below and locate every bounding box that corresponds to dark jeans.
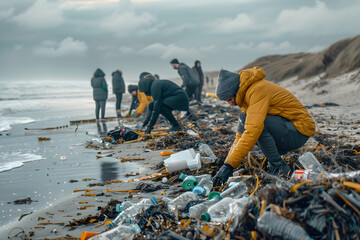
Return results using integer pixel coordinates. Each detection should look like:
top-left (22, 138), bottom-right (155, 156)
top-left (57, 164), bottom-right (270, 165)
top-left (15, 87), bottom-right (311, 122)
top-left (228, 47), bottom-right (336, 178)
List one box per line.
top-left (115, 93), bottom-right (123, 111)
top-left (186, 83), bottom-right (200, 101)
top-left (237, 111), bottom-right (309, 166)
top-left (143, 102), bottom-right (180, 128)
top-left (95, 100), bottom-right (106, 119)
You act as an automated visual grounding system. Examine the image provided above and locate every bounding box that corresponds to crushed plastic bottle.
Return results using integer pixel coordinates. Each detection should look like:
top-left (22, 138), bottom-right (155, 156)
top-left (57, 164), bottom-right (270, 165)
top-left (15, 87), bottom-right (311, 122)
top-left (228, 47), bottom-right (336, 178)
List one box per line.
top-left (201, 197), bottom-right (250, 222)
top-left (189, 195), bottom-right (222, 219)
top-left (167, 192), bottom-right (199, 217)
top-left (257, 211), bottom-right (313, 240)
top-left (199, 143), bottom-right (217, 161)
top-left (88, 223), bottom-right (141, 240)
top-left (109, 197), bottom-right (158, 229)
top-left (298, 152), bottom-right (325, 173)
top-left (103, 142), bottom-right (112, 149)
top-left (192, 175), bottom-right (213, 196)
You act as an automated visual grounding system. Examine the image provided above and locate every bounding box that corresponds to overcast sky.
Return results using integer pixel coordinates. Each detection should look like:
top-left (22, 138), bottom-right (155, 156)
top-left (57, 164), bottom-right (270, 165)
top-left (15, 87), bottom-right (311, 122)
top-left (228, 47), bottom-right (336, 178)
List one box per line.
top-left (0, 0), bottom-right (359, 83)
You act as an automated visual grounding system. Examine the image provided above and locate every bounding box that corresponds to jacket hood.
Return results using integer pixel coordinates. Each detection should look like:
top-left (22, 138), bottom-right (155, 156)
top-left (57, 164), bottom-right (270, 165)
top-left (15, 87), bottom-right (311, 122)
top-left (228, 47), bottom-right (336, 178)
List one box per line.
top-left (236, 66), bottom-right (266, 107)
top-left (112, 70), bottom-right (122, 76)
top-left (94, 68), bottom-right (105, 77)
top-left (127, 84), bottom-right (138, 93)
top-left (195, 60), bottom-right (200, 66)
top-left (138, 72), bottom-right (156, 96)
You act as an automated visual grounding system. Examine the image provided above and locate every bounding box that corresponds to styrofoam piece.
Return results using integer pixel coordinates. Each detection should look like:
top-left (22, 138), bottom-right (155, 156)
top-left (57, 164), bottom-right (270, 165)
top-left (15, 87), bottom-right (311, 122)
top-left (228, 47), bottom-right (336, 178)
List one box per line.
top-left (164, 149), bottom-right (196, 173)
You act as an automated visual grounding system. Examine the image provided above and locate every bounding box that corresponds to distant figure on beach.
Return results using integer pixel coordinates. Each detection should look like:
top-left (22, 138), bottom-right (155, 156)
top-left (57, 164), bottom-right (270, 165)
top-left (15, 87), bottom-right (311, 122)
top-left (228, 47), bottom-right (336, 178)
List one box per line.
top-left (192, 60), bottom-right (204, 103)
top-left (126, 84), bottom-right (153, 118)
top-left (212, 67), bottom-right (315, 186)
top-left (111, 69), bottom-right (125, 117)
top-left (138, 72), bottom-right (189, 134)
top-left (170, 58), bottom-right (201, 104)
top-left (91, 68), bottom-right (108, 121)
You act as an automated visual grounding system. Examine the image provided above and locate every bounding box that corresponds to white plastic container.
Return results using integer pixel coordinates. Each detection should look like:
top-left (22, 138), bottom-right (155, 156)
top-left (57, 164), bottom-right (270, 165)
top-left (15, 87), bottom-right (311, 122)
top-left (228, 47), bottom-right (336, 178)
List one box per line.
top-left (164, 149), bottom-right (201, 172)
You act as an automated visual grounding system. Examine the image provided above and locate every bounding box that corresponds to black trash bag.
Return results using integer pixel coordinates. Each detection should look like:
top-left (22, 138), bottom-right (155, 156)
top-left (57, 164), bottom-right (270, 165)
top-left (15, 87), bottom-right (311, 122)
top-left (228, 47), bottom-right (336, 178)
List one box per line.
top-left (107, 127), bottom-right (138, 141)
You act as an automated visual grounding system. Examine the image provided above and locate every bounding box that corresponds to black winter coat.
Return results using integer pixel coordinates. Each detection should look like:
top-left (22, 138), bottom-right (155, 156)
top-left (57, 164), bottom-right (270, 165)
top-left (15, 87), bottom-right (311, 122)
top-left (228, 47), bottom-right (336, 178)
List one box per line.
top-left (178, 63), bottom-right (200, 87)
top-left (112, 71), bottom-right (125, 94)
top-left (139, 77), bottom-right (189, 127)
top-left (91, 68), bottom-right (108, 100)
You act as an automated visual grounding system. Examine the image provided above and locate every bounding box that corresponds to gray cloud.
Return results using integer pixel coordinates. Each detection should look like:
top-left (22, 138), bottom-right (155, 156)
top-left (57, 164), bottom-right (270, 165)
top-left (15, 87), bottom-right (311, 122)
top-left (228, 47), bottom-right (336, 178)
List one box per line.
top-left (33, 37), bottom-right (88, 57)
top-left (0, 7), bottom-right (14, 19)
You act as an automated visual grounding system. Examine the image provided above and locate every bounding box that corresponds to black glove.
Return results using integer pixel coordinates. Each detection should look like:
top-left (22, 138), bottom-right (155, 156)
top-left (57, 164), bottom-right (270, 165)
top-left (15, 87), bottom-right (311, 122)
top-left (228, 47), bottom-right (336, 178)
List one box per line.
top-left (145, 126), bottom-right (152, 134)
top-left (212, 163), bottom-right (234, 187)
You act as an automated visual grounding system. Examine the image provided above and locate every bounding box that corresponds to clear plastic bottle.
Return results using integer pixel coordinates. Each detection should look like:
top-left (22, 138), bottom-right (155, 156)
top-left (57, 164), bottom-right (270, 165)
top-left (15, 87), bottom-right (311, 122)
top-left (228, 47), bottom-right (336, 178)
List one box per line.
top-left (189, 195), bottom-right (222, 219)
top-left (192, 175), bottom-right (213, 196)
top-left (201, 197), bottom-right (250, 222)
top-left (199, 143), bottom-right (217, 161)
top-left (220, 181), bottom-right (248, 198)
top-left (167, 192), bottom-right (199, 216)
top-left (298, 152), bottom-right (325, 173)
top-left (115, 201), bottom-right (133, 213)
top-left (109, 197), bottom-right (158, 229)
top-left (89, 223), bottom-right (141, 240)
top-left (257, 211), bottom-right (313, 240)
top-left (103, 142), bottom-right (112, 149)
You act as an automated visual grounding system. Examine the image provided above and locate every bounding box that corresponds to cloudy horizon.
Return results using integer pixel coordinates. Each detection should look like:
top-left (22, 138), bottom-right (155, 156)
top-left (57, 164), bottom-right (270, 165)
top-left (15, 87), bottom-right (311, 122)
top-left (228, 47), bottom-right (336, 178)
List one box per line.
top-left (0, 0), bottom-right (359, 83)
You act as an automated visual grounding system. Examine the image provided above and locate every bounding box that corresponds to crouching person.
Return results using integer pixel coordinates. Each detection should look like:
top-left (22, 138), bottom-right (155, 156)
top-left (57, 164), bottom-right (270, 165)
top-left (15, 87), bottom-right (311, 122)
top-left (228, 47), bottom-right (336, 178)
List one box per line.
top-left (138, 72), bottom-right (189, 134)
top-left (212, 67), bottom-right (315, 186)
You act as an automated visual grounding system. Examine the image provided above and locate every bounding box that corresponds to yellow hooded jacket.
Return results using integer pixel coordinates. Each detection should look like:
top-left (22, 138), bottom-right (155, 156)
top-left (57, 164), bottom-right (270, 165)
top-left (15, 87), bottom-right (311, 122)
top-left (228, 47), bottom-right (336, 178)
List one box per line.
top-left (226, 67), bottom-right (315, 168)
top-left (136, 90), bottom-right (153, 114)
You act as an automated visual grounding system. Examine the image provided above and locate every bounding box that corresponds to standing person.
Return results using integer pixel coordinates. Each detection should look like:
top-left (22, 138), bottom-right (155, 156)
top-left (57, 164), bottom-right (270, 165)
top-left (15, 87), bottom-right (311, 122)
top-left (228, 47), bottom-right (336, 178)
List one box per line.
top-left (212, 67), bottom-right (315, 186)
top-left (192, 60), bottom-right (204, 103)
top-left (111, 69), bottom-right (125, 117)
top-left (138, 72), bottom-right (189, 134)
top-left (91, 68), bottom-right (108, 121)
top-left (170, 58), bottom-right (200, 103)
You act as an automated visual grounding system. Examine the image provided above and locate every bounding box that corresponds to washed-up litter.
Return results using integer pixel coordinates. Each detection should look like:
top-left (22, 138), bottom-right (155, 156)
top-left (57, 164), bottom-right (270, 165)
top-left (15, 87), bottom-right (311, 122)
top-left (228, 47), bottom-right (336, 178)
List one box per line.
top-left (8, 197), bottom-right (37, 205)
top-left (69, 101), bottom-right (360, 239)
top-left (38, 137), bottom-right (51, 141)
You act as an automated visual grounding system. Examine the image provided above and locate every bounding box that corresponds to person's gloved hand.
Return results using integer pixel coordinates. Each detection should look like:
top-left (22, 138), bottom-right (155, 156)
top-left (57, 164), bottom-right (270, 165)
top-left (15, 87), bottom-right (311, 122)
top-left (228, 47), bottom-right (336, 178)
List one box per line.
top-left (145, 126), bottom-right (152, 134)
top-left (135, 112), bottom-right (142, 118)
top-left (212, 163), bottom-right (234, 187)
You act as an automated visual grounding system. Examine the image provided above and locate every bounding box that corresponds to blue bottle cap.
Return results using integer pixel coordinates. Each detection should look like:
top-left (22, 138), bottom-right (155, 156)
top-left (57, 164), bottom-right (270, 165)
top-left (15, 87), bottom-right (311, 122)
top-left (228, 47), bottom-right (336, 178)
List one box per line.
top-left (200, 212), bottom-right (211, 222)
top-left (193, 185), bottom-right (206, 195)
top-left (115, 203), bottom-right (122, 213)
top-left (178, 173), bottom-right (186, 180)
top-left (150, 196), bottom-right (158, 205)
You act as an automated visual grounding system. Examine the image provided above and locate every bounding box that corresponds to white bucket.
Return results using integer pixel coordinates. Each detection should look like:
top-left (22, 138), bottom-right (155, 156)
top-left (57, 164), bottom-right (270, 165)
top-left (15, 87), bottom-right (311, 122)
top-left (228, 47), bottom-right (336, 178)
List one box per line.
top-left (164, 149), bottom-right (199, 173)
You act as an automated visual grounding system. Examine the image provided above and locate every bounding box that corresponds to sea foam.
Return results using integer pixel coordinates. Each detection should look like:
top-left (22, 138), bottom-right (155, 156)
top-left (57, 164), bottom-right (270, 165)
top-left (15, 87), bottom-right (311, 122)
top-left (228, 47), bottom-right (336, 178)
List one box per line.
top-left (0, 152), bottom-right (44, 173)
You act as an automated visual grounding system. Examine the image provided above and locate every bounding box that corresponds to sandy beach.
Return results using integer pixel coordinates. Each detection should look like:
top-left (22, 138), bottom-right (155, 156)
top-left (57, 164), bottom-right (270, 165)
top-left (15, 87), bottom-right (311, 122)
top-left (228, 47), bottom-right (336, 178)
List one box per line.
top-left (1, 70), bottom-right (360, 240)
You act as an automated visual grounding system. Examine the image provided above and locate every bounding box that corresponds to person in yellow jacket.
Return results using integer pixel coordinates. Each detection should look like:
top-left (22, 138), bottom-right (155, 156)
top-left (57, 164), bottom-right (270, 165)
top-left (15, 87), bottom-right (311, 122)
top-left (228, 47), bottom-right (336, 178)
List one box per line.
top-left (212, 67), bottom-right (315, 186)
top-left (126, 85), bottom-right (153, 118)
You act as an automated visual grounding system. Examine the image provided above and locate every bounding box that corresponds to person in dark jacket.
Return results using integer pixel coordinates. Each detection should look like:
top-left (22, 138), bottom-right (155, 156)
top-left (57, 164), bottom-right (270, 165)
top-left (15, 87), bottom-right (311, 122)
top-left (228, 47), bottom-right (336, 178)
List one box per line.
top-left (192, 60), bottom-right (204, 103)
top-left (112, 69), bottom-right (125, 117)
top-left (91, 68), bottom-right (108, 120)
top-left (170, 58), bottom-right (201, 103)
top-left (127, 85), bottom-right (140, 117)
top-left (138, 72), bottom-right (189, 134)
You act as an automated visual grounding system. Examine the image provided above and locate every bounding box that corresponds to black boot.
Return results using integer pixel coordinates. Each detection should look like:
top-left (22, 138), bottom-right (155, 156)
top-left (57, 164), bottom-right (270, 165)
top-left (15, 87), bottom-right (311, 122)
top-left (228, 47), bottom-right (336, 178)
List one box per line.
top-left (268, 159), bottom-right (291, 176)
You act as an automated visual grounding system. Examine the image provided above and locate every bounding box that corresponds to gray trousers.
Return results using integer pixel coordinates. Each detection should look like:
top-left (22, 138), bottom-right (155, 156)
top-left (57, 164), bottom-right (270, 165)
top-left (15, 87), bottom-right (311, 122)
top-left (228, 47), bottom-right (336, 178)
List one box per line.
top-left (237, 112), bottom-right (309, 166)
top-left (95, 100), bottom-right (106, 119)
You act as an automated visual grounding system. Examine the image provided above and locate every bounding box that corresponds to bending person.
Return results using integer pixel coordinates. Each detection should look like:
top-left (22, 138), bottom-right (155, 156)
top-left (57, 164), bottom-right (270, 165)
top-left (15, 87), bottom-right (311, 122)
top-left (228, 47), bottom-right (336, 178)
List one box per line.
top-left (138, 72), bottom-right (189, 134)
top-left (212, 67), bottom-right (315, 186)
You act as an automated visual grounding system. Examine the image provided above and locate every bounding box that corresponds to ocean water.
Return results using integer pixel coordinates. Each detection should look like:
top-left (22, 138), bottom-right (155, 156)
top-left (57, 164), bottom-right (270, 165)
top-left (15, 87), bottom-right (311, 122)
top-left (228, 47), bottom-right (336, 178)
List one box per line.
top-left (0, 79), bottom-right (144, 228)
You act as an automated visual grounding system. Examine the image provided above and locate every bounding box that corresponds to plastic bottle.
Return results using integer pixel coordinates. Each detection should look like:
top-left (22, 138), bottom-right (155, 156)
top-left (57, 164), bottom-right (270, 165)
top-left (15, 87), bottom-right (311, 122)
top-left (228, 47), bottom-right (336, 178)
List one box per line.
top-left (189, 195), bottom-right (222, 219)
top-left (109, 197), bottom-right (158, 229)
top-left (208, 181), bottom-right (248, 200)
top-left (91, 138), bottom-right (103, 144)
top-left (199, 143), bottom-right (217, 161)
top-left (192, 175), bottom-right (213, 196)
top-left (201, 197), bottom-right (250, 222)
top-left (167, 192), bottom-right (199, 216)
top-left (298, 152), bottom-right (325, 173)
top-left (291, 169), bottom-right (321, 181)
top-left (257, 211), bottom-right (313, 240)
top-left (179, 173), bottom-right (208, 191)
top-left (115, 201), bottom-right (133, 213)
top-left (103, 142), bottom-right (112, 149)
top-left (88, 223), bottom-right (141, 240)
